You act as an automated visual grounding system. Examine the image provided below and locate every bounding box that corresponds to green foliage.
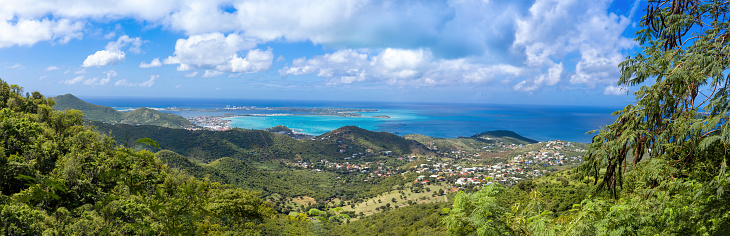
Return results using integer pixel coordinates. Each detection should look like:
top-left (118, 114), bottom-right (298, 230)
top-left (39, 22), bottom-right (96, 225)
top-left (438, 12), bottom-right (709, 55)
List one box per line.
top-left (53, 94), bottom-right (193, 129)
top-left (90, 121), bottom-right (353, 163)
top-left (583, 0), bottom-right (730, 195)
top-left (443, 2), bottom-right (730, 235)
top-left (321, 126), bottom-right (433, 156)
top-left (471, 130), bottom-right (538, 145)
top-left (443, 184), bottom-right (511, 235)
top-left (338, 202), bottom-right (449, 235)
top-left (0, 79), bottom-right (274, 234)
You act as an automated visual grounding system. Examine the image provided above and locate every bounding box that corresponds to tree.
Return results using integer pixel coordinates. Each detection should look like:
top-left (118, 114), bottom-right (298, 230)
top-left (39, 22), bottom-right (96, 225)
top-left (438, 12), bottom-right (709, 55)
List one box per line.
top-left (582, 0), bottom-right (730, 196)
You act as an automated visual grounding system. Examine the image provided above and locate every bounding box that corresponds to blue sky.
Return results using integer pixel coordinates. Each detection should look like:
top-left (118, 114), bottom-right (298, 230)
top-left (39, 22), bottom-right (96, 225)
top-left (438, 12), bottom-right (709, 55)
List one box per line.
top-left (0, 0), bottom-right (643, 106)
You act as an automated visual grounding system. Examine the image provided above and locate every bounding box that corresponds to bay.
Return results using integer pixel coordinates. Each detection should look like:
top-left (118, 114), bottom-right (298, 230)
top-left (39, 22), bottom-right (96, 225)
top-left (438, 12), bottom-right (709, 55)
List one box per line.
top-left (83, 97), bottom-right (619, 143)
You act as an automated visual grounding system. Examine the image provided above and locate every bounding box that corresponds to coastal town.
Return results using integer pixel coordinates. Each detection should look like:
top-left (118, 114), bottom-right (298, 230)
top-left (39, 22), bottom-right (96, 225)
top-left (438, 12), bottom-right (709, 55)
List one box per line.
top-left (288, 139), bottom-right (586, 189)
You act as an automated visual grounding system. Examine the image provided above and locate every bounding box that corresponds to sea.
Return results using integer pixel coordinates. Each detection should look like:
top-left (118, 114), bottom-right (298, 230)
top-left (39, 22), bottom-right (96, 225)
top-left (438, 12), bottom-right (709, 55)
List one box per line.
top-left (83, 97), bottom-right (620, 143)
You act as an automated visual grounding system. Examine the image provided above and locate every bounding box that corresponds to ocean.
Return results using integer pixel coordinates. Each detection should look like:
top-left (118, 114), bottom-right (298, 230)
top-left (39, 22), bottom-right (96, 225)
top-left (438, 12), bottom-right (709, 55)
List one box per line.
top-left (82, 97), bottom-right (619, 143)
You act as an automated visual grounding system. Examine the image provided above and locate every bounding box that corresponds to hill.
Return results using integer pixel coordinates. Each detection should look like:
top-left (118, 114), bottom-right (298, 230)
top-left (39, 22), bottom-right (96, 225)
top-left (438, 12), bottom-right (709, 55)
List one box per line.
top-left (53, 94), bottom-right (193, 129)
top-left (52, 93), bottom-right (121, 122)
top-left (320, 126), bottom-right (434, 156)
top-left (471, 130), bottom-right (538, 145)
top-left (90, 121), bottom-right (357, 163)
top-left (0, 80), bottom-right (273, 235)
top-left (404, 130), bottom-right (538, 153)
top-left (91, 122), bottom-right (434, 163)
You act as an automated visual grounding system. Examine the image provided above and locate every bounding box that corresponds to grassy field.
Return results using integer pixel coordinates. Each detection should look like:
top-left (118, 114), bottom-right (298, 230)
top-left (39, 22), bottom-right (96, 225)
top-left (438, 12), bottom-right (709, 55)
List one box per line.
top-left (341, 183), bottom-right (450, 217)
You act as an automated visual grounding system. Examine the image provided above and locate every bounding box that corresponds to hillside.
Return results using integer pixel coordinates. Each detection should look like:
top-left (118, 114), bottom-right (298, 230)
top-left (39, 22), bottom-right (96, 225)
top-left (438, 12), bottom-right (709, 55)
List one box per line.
top-left (92, 122), bottom-right (435, 163)
top-left (53, 94), bottom-right (193, 129)
top-left (0, 80), bottom-right (273, 235)
top-left (320, 126), bottom-right (434, 156)
top-left (52, 93), bottom-right (121, 122)
top-left (471, 130), bottom-right (538, 145)
top-left (91, 121), bottom-right (356, 163)
top-left (404, 130), bottom-right (538, 153)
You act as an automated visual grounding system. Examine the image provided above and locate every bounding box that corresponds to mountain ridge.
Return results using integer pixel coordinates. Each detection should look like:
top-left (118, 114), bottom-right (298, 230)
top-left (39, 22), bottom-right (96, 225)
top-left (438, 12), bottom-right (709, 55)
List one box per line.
top-left (53, 93), bottom-right (194, 129)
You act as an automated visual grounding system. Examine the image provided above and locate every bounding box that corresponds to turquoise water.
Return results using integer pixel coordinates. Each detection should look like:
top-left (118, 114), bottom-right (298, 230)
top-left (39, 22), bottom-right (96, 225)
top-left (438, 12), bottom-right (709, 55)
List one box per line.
top-left (225, 109), bottom-right (419, 135)
top-left (82, 97), bottom-right (619, 143)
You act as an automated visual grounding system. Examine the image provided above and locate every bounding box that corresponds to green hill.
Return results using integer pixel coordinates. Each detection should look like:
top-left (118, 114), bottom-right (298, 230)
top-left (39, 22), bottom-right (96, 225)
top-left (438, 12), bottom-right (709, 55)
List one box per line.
top-left (471, 130), bottom-right (538, 145)
top-left (90, 121), bottom-right (350, 163)
top-left (320, 126), bottom-right (434, 156)
top-left (404, 130), bottom-right (538, 153)
top-left (52, 93), bottom-right (121, 122)
top-left (0, 79), bottom-right (273, 235)
top-left (53, 94), bottom-right (193, 129)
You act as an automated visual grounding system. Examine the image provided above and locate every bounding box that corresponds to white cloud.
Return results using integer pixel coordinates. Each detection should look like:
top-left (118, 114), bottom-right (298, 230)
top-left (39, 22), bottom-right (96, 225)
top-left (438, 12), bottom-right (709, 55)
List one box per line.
top-left (82, 35), bottom-right (144, 67)
top-left (0, 18), bottom-right (83, 48)
top-left (513, 0), bottom-right (635, 90)
top-left (59, 76), bottom-right (85, 85)
top-left (39, 75), bottom-right (46, 80)
top-left (139, 58), bottom-right (162, 68)
top-left (230, 48), bottom-right (274, 73)
top-left (513, 63), bottom-right (563, 92)
top-left (8, 63), bottom-right (22, 69)
top-left (83, 50), bottom-right (125, 67)
top-left (2, 0), bottom-right (637, 95)
top-left (101, 70), bottom-right (117, 85)
top-left (59, 70), bottom-right (117, 86)
top-left (114, 74), bottom-right (157, 87)
top-left (282, 48), bottom-right (523, 86)
top-left (603, 86), bottom-right (627, 96)
top-left (164, 33), bottom-right (271, 75)
top-left (202, 70), bottom-right (223, 78)
top-left (45, 66), bottom-right (60, 71)
top-left (184, 71), bottom-right (198, 77)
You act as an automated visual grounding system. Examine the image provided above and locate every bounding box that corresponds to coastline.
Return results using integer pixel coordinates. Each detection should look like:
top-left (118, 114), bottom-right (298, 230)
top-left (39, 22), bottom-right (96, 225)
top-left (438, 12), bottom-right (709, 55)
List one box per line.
top-left (97, 101), bottom-right (617, 143)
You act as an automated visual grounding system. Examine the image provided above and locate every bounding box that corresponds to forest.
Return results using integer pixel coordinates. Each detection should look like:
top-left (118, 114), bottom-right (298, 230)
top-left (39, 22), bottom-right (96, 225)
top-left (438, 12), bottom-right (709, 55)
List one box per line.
top-left (2, 0), bottom-right (730, 235)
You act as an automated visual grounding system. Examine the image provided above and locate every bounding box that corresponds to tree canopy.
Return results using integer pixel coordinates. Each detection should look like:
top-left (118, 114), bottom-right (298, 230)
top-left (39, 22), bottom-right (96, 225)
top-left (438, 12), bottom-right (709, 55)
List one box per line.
top-left (584, 0), bottom-right (730, 195)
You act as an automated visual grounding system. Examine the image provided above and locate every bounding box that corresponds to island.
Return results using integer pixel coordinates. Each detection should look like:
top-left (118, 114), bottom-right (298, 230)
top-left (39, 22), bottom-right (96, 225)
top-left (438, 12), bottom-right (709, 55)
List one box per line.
top-left (373, 115), bottom-right (391, 118)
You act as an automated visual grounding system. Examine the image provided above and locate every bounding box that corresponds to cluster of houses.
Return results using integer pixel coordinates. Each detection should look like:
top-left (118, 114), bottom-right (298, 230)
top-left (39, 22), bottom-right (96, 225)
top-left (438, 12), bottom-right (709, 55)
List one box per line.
top-left (287, 139), bottom-right (586, 189)
top-left (410, 141), bottom-right (586, 187)
top-left (186, 115), bottom-right (231, 131)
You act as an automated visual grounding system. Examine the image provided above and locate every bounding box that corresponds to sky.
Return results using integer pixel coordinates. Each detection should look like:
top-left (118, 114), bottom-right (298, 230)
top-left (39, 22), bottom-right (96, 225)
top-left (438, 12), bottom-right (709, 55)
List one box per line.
top-left (0, 0), bottom-right (644, 106)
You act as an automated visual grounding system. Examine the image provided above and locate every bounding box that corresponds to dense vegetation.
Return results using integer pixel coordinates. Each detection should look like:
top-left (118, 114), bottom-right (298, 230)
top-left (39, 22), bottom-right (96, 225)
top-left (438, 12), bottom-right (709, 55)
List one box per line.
top-left (443, 1), bottom-right (730, 235)
top-left (471, 130), bottom-right (538, 145)
top-left (0, 80), bottom-right (274, 234)
top-left (320, 126), bottom-right (434, 156)
top-left (89, 121), bottom-right (349, 163)
top-left (7, 1), bottom-right (730, 232)
top-left (336, 202), bottom-right (449, 235)
top-left (53, 94), bottom-right (193, 129)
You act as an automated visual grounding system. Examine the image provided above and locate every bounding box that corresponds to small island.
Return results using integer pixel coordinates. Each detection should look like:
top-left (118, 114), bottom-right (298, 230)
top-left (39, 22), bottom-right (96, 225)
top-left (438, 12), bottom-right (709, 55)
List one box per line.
top-left (374, 115), bottom-right (391, 118)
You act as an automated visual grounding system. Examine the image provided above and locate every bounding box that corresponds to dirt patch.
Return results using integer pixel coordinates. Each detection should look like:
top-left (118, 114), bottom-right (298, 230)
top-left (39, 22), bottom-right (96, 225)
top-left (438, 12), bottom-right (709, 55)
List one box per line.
top-left (292, 195), bottom-right (317, 206)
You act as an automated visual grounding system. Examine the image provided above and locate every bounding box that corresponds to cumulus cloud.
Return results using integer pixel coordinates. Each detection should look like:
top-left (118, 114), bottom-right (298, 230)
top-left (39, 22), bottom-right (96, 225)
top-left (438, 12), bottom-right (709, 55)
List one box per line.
top-left (184, 71), bottom-right (198, 77)
top-left (3, 0), bottom-right (637, 95)
top-left (139, 58), bottom-right (162, 68)
top-left (512, 0), bottom-right (635, 90)
top-left (281, 48), bottom-right (522, 86)
top-left (83, 50), bottom-right (125, 67)
top-left (603, 86), bottom-right (627, 95)
top-left (202, 70), bottom-right (223, 78)
top-left (513, 63), bottom-right (563, 92)
top-left (164, 33), bottom-right (272, 75)
top-left (0, 18), bottom-right (84, 48)
top-left (58, 70), bottom-right (117, 86)
top-left (101, 70), bottom-right (117, 85)
top-left (59, 76), bottom-right (85, 85)
top-left (82, 35), bottom-right (144, 67)
top-left (114, 75), bottom-right (157, 87)
top-left (45, 66), bottom-right (60, 71)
